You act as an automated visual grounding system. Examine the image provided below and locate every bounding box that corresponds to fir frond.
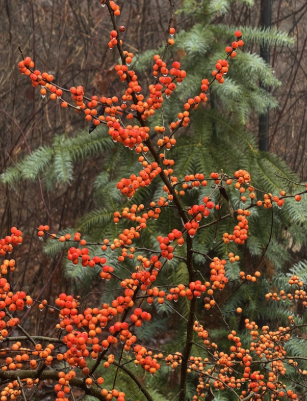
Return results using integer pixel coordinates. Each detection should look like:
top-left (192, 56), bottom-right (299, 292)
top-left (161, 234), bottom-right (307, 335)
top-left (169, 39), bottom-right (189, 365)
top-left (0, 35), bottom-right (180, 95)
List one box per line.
top-left (211, 25), bottom-right (294, 47)
top-left (53, 137), bottom-right (73, 183)
top-left (136, 318), bottom-right (169, 342)
top-left (175, 24), bottom-right (214, 58)
top-left (43, 228), bottom-right (76, 257)
top-left (233, 52), bottom-right (280, 87)
top-left (0, 166), bottom-right (23, 186)
top-left (77, 209), bottom-right (114, 232)
top-left (64, 128), bottom-right (113, 162)
top-left (209, 0), bottom-right (229, 16)
top-left (246, 235), bottom-right (263, 257)
top-left (1, 146), bottom-right (54, 184)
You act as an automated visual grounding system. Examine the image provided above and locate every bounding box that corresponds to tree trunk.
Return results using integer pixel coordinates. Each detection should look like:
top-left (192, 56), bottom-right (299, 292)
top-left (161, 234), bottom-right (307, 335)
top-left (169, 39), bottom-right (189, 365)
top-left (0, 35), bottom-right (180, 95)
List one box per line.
top-left (258, 0), bottom-right (271, 151)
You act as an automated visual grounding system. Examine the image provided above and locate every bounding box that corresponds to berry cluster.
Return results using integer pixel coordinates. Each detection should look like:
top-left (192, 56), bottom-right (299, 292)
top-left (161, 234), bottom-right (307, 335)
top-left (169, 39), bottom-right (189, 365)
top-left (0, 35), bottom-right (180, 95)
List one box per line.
top-left (100, 0), bottom-right (121, 16)
top-left (0, 290), bottom-right (28, 312)
top-left (67, 247), bottom-right (107, 267)
top-left (1, 380), bottom-right (26, 399)
top-left (165, 352), bottom-right (183, 370)
top-left (266, 275), bottom-right (307, 306)
top-left (0, 227), bottom-right (23, 257)
top-left (108, 124), bottom-right (149, 148)
top-left (117, 162), bottom-right (162, 198)
top-left (157, 234), bottom-right (179, 260)
top-left (54, 370), bottom-right (77, 401)
top-left (223, 209), bottom-right (250, 245)
top-left (130, 308), bottom-right (152, 327)
top-left (209, 258), bottom-right (228, 289)
top-left (0, 287), bottom-right (34, 340)
top-left (133, 345), bottom-right (162, 375)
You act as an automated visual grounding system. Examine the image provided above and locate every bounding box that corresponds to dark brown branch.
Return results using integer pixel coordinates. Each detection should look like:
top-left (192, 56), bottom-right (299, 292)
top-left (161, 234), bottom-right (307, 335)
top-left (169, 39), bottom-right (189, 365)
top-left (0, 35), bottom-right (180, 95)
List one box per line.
top-left (179, 235), bottom-right (195, 401)
top-left (2, 335), bottom-right (63, 344)
top-left (0, 370), bottom-right (105, 400)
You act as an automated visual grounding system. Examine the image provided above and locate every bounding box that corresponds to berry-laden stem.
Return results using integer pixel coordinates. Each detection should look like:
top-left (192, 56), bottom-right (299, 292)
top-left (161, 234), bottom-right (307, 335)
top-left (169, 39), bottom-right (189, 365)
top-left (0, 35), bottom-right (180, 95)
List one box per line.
top-left (142, 124), bottom-right (197, 401)
top-left (104, 3), bottom-right (198, 399)
top-left (0, 352), bottom-right (154, 401)
top-left (88, 278), bottom-right (140, 376)
top-left (106, 0), bottom-right (188, 227)
top-left (179, 234), bottom-right (196, 401)
top-left (105, 0), bottom-right (141, 113)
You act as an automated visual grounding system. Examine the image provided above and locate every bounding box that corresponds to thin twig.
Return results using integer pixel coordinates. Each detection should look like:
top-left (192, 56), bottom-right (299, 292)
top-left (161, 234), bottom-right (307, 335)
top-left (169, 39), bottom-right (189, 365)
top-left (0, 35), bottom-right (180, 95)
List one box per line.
top-left (274, 173), bottom-right (306, 187)
top-left (170, 389), bottom-right (183, 401)
top-left (5, 309), bottom-right (36, 346)
top-left (17, 376), bottom-right (27, 401)
top-left (192, 250), bottom-right (213, 262)
top-left (164, 302), bottom-right (188, 322)
top-left (70, 388), bottom-right (76, 401)
top-left (126, 388), bottom-right (142, 401)
top-left (112, 344), bottom-right (125, 389)
top-left (212, 296), bottom-right (230, 333)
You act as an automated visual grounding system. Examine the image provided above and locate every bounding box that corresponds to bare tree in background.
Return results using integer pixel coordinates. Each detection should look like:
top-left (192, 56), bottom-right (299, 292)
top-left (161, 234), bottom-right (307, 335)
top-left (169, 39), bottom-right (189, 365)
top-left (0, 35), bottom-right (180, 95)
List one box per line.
top-left (259, 0), bottom-right (271, 151)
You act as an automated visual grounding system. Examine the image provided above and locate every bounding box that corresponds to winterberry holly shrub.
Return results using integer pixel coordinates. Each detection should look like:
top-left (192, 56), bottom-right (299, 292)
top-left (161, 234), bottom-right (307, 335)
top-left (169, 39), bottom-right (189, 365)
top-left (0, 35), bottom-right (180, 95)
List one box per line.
top-left (2, 1), bottom-right (307, 401)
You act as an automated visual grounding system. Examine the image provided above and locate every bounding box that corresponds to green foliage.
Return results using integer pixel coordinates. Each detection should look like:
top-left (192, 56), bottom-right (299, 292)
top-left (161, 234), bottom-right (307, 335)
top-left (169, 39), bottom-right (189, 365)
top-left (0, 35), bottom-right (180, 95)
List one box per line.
top-left (77, 209), bottom-right (114, 232)
top-left (43, 228), bottom-right (77, 257)
top-left (1, 127), bottom-right (112, 187)
top-left (136, 318), bottom-right (169, 342)
top-left (1, 146), bottom-right (53, 184)
top-left (211, 25), bottom-right (294, 47)
top-left (175, 25), bottom-right (214, 58)
top-left (209, 0), bottom-right (230, 16)
top-left (53, 136), bottom-right (73, 184)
